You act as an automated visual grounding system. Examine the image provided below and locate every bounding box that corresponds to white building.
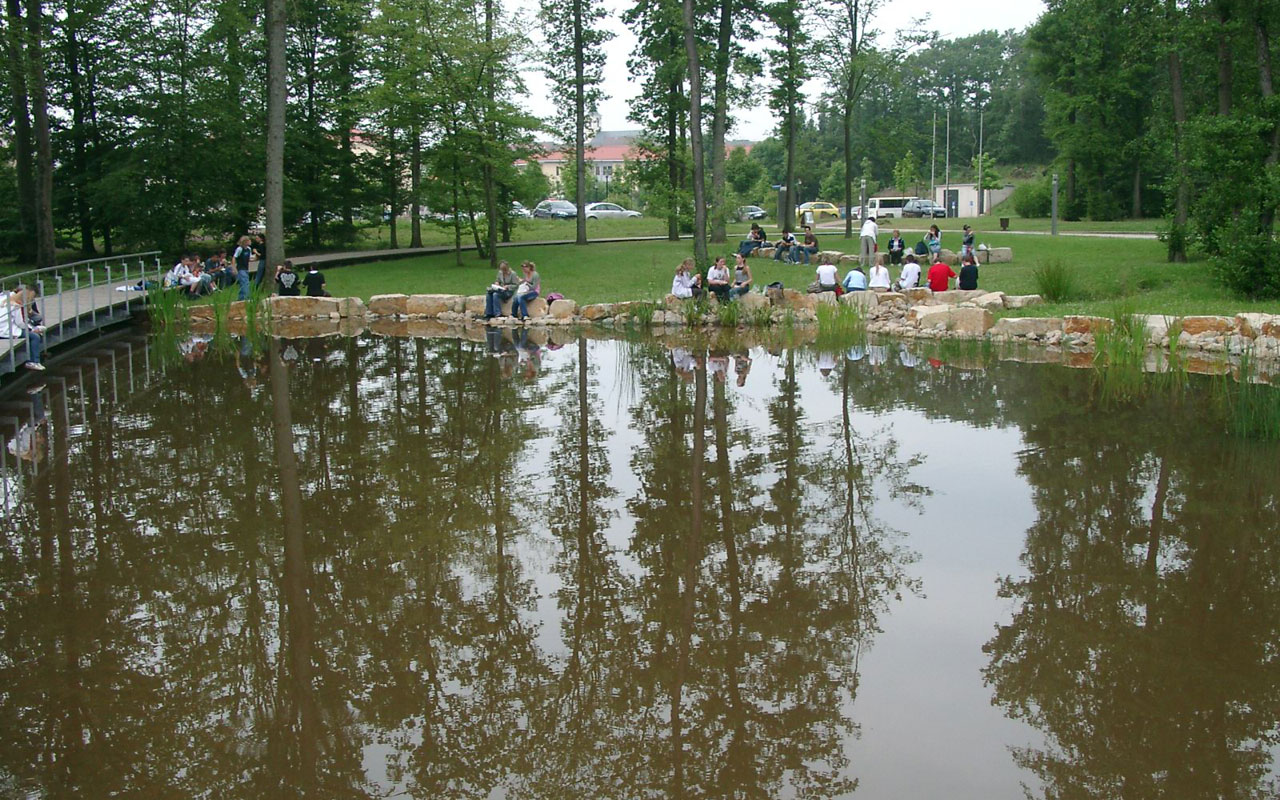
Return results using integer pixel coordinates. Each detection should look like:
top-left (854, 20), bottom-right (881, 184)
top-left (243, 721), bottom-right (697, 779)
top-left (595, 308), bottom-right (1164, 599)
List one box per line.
top-left (934, 183), bottom-right (1015, 219)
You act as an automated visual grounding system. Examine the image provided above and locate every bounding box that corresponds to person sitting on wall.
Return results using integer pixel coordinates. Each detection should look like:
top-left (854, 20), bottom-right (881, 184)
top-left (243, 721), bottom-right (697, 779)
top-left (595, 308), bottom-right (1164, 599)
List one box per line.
top-left (927, 256), bottom-right (957, 293)
top-left (671, 258), bottom-right (703, 300)
top-left (843, 265), bottom-right (867, 292)
top-left (738, 223), bottom-right (769, 257)
top-left (707, 256), bottom-right (732, 302)
top-left (773, 229), bottom-right (799, 263)
top-left (958, 253), bottom-right (980, 290)
top-left (894, 253), bottom-right (922, 292)
top-left (513, 261), bottom-right (541, 319)
top-left (485, 260), bottom-right (521, 318)
top-left (809, 260), bottom-right (842, 295)
top-left (888, 230), bottom-right (905, 265)
top-left (730, 253), bottom-right (753, 298)
top-left (924, 225), bottom-right (942, 258)
top-left (796, 225), bottom-right (819, 265)
top-left (303, 264), bottom-right (329, 297)
top-left (275, 260), bottom-right (301, 296)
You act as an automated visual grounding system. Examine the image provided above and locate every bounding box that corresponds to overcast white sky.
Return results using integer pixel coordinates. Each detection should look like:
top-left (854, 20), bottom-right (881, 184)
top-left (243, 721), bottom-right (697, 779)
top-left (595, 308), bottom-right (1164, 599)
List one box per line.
top-left (512, 0), bottom-right (1046, 142)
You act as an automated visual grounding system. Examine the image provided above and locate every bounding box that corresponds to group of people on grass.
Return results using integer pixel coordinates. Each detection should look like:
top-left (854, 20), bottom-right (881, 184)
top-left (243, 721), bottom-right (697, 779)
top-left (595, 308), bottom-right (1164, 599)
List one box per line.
top-left (809, 250), bottom-right (980, 296)
top-left (739, 218), bottom-right (981, 267)
top-left (164, 235), bottom-right (328, 302)
top-left (672, 255), bottom-right (753, 302)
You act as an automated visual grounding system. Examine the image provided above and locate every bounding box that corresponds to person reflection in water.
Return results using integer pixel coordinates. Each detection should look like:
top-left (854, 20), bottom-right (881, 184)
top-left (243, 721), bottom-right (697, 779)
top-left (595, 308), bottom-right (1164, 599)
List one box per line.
top-left (735, 351), bottom-right (752, 387)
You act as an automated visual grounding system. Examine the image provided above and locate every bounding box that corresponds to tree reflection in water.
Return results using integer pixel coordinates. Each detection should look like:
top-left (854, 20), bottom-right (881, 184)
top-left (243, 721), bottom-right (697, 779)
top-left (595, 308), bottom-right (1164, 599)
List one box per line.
top-left (0, 332), bottom-right (927, 798)
top-left (984, 367), bottom-right (1280, 800)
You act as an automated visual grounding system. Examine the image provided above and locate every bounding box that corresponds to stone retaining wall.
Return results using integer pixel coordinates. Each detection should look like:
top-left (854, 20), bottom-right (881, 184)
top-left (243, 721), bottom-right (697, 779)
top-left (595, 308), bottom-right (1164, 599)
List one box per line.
top-left (178, 289), bottom-right (1280, 369)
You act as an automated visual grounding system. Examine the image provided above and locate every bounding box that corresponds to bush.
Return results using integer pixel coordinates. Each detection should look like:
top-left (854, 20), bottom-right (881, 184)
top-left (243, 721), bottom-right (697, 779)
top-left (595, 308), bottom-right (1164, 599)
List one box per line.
top-left (1031, 258), bottom-right (1077, 303)
top-left (1209, 218), bottom-right (1280, 299)
top-left (1010, 177), bottom-right (1052, 218)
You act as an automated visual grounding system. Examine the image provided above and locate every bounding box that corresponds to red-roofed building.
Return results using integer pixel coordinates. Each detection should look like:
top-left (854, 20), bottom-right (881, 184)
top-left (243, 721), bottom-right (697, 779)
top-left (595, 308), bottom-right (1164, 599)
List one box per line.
top-left (516, 131), bottom-right (756, 189)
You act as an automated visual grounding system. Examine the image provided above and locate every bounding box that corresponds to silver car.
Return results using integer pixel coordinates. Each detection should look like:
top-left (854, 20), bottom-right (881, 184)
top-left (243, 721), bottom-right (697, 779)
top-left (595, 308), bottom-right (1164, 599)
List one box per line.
top-left (584, 202), bottom-right (642, 219)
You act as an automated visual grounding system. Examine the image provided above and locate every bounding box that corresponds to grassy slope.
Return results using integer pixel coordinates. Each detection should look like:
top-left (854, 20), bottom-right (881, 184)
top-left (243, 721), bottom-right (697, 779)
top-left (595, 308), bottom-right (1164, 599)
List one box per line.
top-left (323, 230), bottom-right (1280, 317)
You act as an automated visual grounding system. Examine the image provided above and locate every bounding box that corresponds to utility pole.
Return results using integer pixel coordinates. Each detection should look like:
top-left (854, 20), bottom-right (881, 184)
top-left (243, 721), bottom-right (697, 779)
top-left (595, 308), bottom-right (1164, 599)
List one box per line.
top-left (930, 111), bottom-right (937, 203)
top-left (977, 109), bottom-right (985, 215)
top-left (944, 108), bottom-right (951, 218)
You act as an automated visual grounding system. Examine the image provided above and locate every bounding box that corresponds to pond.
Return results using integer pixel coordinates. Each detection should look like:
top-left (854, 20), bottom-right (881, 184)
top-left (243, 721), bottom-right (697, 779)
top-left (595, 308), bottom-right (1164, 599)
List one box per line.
top-left (1, 327), bottom-right (1278, 799)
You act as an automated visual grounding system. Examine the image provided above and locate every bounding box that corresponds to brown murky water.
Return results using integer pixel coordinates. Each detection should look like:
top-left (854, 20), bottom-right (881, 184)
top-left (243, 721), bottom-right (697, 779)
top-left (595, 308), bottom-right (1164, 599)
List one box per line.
top-left (1, 329), bottom-right (1278, 799)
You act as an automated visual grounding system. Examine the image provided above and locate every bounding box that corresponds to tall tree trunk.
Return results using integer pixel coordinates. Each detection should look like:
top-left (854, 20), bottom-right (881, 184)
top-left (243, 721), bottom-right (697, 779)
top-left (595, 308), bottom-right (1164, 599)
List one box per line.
top-left (1256, 9), bottom-right (1278, 232)
top-left (336, 19), bottom-right (357, 228)
top-left (843, 0), bottom-right (859, 239)
top-left (410, 125), bottom-right (423, 248)
top-left (1132, 163), bottom-right (1142, 219)
top-left (782, 25), bottom-right (797, 232)
top-left (388, 128), bottom-right (399, 249)
top-left (667, 82), bottom-right (680, 241)
top-left (305, 34), bottom-right (320, 249)
top-left (5, 0), bottom-right (36, 263)
top-left (64, 16), bottom-right (94, 255)
top-left (709, 0), bottom-right (733, 244)
top-left (1167, 0), bottom-right (1188, 262)
top-left (682, 0), bottom-right (708, 264)
top-left (24, 0), bottom-right (54, 267)
top-left (573, 0), bottom-right (588, 245)
top-left (265, 0), bottom-right (287, 267)
top-left (1217, 0), bottom-right (1232, 115)
top-left (483, 0), bottom-right (499, 267)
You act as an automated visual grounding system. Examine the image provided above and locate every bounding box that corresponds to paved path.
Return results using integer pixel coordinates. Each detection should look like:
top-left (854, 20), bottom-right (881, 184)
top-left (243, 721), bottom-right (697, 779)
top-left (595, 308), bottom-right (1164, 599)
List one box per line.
top-left (812, 221), bottom-right (1159, 240)
top-left (1, 280), bottom-right (145, 369)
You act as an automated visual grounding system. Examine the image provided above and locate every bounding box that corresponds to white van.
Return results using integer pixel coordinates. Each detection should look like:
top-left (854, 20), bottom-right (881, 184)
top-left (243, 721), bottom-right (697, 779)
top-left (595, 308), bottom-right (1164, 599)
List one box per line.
top-left (863, 196), bottom-right (916, 219)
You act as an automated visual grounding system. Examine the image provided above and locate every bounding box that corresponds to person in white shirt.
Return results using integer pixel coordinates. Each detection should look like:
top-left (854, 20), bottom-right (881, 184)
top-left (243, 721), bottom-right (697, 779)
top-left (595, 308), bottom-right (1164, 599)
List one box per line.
top-left (810, 262), bottom-right (840, 293)
top-left (671, 258), bottom-right (703, 299)
top-left (868, 262), bottom-right (891, 290)
top-left (859, 215), bottom-right (879, 267)
top-left (1, 286), bottom-right (47, 371)
top-left (895, 253), bottom-right (922, 291)
top-left (707, 256), bottom-right (732, 302)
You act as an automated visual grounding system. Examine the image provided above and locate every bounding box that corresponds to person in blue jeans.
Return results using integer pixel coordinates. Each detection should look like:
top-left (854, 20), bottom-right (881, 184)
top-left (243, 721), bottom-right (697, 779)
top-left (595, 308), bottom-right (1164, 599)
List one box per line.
top-left (798, 225), bottom-right (819, 265)
top-left (513, 261), bottom-right (541, 319)
top-left (232, 235), bottom-right (254, 301)
top-left (2, 286), bottom-right (46, 371)
top-left (484, 261), bottom-right (521, 318)
top-left (773, 230), bottom-right (798, 263)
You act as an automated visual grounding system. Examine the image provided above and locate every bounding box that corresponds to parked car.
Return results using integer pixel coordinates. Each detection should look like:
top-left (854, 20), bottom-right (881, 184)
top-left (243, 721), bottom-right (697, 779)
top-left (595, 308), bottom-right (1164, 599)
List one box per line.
top-left (584, 202), bottom-right (641, 219)
top-left (510, 201), bottom-right (533, 218)
top-left (796, 201), bottom-right (841, 221)
top-left (902, 199), bottom-right (946, 218)
top-left (736, 205), bottom-right (768, 221)
top-left (533, 200), bottom-right (578, 219)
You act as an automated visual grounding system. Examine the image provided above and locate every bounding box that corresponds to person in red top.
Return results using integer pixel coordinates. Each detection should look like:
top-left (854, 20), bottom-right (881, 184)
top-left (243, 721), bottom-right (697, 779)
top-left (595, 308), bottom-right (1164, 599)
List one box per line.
top-left (927, 259), bottom-right (956, 292)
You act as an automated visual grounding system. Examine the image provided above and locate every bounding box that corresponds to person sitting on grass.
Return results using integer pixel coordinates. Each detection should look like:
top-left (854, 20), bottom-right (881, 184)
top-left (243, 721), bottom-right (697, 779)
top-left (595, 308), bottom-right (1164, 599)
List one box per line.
top-left (672, 258), bottom-right (703, 299)
top-left (514, 261), bottom-right (541, 319)
top-left (1, 286), bottom-right (47, 371)
top-left (275, 260), bottom-right (301, 296)
top-left (303, 264), bottom-right (329, 297)
top-left (738, 223), bottom-right (768, 257)
top-left (895, 253), bottom-right (922, 292)
top-left (843, 265), bottom-right (867, 292)
top-left (773, 229), bottom-right (798, 263)
top-left (730, 253), bottom-right (753, 298)
top-left (485, 260), bottom-right (521, 318)
top-left (809, 261), bottom-right (842, 295)
top-left (958, 253), bottom-right (980, 290)
top-left (868, 260), bottom-right (892, 291)
top-left (707, 256), bottom-right (732, 302)
top-left (927, 256), bottom-right (957, 293)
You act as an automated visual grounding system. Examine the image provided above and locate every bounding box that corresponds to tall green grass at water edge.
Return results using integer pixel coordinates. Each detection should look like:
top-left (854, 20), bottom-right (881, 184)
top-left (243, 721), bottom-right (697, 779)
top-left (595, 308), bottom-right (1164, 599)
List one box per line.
top-left (1217, 352), bottom-right (1280, 441)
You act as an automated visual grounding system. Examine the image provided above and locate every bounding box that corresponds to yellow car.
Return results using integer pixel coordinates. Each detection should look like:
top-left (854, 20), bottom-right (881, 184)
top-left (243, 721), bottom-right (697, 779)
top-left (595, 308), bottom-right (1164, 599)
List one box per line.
top-left (796, 201), bottom-right (840, 221)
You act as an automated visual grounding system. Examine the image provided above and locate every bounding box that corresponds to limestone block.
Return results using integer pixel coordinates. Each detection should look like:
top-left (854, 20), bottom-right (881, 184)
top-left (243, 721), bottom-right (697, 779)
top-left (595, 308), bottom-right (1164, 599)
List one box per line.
top-left (664, 294), bottom-right (684, 308)
top-left (990, 317), bottom-right (1065, 338)
top-left (975, 292), bottom-right (1006, 311)
top-left (815, 291), bottom-right (839, 305)
top-left (909, 304), bottom-right (954, 327)
top-left (839, 254), bottom-right (861, 264)
top-left (938, 248), bottom-right (960, 266)
top-left (739, 292), bottom-right (770, 312)
top-left (818, 250), bottom-right (845, 265)
top-left (934, 289), bottom-right (987, 305)
top-left (580, 303), bottom-right (615, 321)
top-left (1177, 315), bottom-right (1233, 336)
top-left (464, 295), bottom-right (487, 315)
top-left (841, 291), bottom-right (878, 311)
top-left (1064, 315), bottom-right (1114, 335)
top-left (1136, 314), bottom-right (1177, 343)
top-left (524, 297), bottom-right (549, 318)
top-left (759, 247), bottom-right (776, 259)
top-left (271, 295), bottom-right (341, 318)
top-left (406, 294), bottom-right (460, 317)
top-left (336, 296), bottom-right (367, 318)
top-left (903, 287), bottom-right (933, 303)
top-left (877, 292), bottom-right (907, 306)
top-left (986, 247), bottom-right (1013, 263)
top-left (549, 299), bottom-right (578, 319)
top-left (187, 305), bottom-right (215, 321)
top-left (1184, 356), bottom-right (1232, 376)
top-left (273, 318), bottom-right (342, 338)
top-left (779, 289), bottom-right (817, 311)
top-left (1004, 294), bottom-right (1044, 309)
top-left (368, 294), bottom-right (409, 316)
top-left (1262, 318), bottom-right (1280, 338)
top-left (226, 301), bottom-right (248, 321)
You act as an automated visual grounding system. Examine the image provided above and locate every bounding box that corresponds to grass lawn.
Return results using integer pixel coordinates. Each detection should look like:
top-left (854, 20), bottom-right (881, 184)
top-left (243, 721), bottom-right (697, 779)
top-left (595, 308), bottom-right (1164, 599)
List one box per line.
top-left (321, 231), bottom-right (1280, 318)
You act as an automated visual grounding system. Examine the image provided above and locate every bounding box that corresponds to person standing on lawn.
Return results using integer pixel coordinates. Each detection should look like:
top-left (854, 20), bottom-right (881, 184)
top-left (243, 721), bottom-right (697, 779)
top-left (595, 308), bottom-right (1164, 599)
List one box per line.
top-left (859, 215), bottom-right (879, 267)
top-left (232, 236), bottom-right (253, 300)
